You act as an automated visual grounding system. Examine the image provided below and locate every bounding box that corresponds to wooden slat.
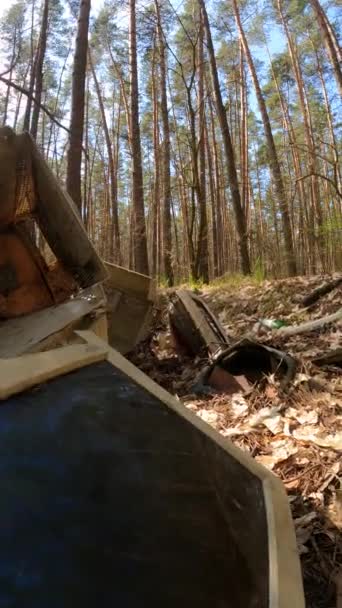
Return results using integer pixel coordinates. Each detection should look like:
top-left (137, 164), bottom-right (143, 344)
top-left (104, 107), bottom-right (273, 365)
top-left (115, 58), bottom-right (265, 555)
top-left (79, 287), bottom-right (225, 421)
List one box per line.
top-left (23, 132), bottom-right (107, 287)
top-left (104, 261), bottom-right (155, 300)
top-left (170, 289), bottom-right (229, 356)
top-left (104, 262), bottom-right (155, 353)
top-left (0, 287), bottom-right (105, 358)
top-left (0, 343), bottom-right (108, 399)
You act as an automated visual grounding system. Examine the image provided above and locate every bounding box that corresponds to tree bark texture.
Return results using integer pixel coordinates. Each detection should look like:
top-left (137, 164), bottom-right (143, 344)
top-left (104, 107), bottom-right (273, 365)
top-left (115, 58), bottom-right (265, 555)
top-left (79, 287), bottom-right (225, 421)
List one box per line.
top-left (66, 0), bottom-right (91, 211)
top-left (129, 0), bottom-right (149, 275)
top-left (198, 0), bottom-right (251, 275)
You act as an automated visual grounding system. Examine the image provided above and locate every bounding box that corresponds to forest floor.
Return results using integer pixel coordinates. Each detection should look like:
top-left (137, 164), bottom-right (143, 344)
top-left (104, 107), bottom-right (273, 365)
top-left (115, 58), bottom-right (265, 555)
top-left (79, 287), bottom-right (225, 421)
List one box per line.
top-left (129, 274), bottom-right (342, 608)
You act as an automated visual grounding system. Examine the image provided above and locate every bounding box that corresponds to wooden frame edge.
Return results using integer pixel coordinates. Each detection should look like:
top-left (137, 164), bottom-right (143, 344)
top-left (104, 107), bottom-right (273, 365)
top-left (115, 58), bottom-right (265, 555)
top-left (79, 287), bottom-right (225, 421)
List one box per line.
top-left (0, 343), bottom-right (108, 400)
top-left (77, 330), bottom-right (305, 608)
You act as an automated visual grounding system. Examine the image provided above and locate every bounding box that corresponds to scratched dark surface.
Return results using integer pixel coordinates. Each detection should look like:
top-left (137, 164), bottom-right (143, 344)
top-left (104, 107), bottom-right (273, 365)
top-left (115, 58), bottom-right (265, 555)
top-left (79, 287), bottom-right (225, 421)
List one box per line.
top-left (0, 360), bottom-right (264, 607)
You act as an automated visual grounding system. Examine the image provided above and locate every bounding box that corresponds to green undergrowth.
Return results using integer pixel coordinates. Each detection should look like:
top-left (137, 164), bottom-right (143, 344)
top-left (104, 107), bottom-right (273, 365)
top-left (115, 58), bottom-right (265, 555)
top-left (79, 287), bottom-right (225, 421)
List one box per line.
top-left (157, 268), bottom-right (266, 292)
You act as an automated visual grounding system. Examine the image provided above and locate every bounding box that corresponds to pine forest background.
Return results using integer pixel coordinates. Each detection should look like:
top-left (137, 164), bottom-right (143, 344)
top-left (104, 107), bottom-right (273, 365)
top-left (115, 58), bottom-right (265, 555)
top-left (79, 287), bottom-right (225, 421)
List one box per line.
top-left (0, 0), bottom-right (341, 285)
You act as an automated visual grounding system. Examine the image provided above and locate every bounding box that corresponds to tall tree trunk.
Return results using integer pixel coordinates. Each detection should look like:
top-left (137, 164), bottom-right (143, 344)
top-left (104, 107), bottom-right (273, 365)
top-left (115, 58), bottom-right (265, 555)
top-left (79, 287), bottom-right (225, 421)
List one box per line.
top-left (204, 115), bottom-right (217, 277)
top-left (278, 0), bottom-right (324, 270)
top-left (208, 91), bottom-right (224, 276)
top-left (239, 42), bottom-right (248, 217)
top-left (30, 0), bottom-right (49, 140)
top-left (312, 43), bottom-right (341, 194)
top-left (83, 74), bottom-right (89, 227)
top-left (195, 8), bottom-right (209, 283)
top-left (129, 0), bottom-right (149, 275)
top-left (232, 0), bottom-right (296, 276)
top-left (66, 0), bottom-right (91, 211)
top-left (155, 0), bottom-right (174, 286)
top-left (89, 52), bottom-right (121, 263)
top-left (168, 74), bottom-right (194, 276)
top-left (265, 39), bottom-right (312, 272)
top-left (23, 0), bottom-right (37, 131)
top-left (2, 28), bottom-right (18, 126)
top-left (151, 33), bottom-right (160, 278)
top-left (308, 0), bottom-right (342, 96)
top-left (198, 0), bottom-right (251, 275)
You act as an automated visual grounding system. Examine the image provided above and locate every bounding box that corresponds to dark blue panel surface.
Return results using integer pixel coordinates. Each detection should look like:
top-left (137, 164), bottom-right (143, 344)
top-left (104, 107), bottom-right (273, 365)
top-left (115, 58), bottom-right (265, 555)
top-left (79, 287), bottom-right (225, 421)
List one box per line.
top-left (0, 361), bottom-right (255, 607)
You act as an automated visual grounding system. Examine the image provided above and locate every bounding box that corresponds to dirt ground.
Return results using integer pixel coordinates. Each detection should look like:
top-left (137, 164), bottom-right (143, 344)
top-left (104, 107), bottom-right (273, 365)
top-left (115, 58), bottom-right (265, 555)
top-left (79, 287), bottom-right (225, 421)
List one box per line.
top-left (129, 274), bottom-right (342, 608)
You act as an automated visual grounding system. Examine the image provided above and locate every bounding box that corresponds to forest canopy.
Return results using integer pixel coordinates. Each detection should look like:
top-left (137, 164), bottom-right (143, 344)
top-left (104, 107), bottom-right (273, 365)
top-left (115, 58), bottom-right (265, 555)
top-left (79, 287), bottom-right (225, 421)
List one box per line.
top-left (0, 0), bottom-right (341, 284)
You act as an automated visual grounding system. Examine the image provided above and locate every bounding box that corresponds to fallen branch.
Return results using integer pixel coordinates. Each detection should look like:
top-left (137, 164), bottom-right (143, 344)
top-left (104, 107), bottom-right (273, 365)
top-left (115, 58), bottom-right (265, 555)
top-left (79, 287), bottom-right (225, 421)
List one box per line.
top-left (302, 277), bottom-right (342, 307)
top-left (278, 308), bottom-right (342, 337)
top-left (0, 76), bottom-right (70, 135)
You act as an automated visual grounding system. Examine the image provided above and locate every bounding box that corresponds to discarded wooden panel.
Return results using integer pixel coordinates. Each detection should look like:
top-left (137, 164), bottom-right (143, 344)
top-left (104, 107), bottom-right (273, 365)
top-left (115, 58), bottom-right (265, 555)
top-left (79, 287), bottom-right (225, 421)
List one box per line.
top-left (0, 227), bottom-right (53, 317)
top-left (169, 289), bottom-right (229, 356)
top-left (0, 342), bottom-right (108, 399)
top-left (0, 286), bottom-right (106, 358)
top-left (104, 261), bottom-right (155, 353)
top-left (29, 134), bottom-right (107, 287)
top-left (0, 127), bottom-right (17, 225)
top-left (0, 127), bottom-right (106, 320)
top-left (0, 332), bottom-right (304, 607)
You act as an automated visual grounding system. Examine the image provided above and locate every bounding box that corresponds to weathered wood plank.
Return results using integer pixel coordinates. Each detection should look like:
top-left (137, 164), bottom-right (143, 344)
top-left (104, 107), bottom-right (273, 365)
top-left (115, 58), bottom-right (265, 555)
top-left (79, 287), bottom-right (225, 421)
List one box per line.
top-left (104, 261), bottom-right (155, 300)
top-left (0, 286), bottom-right (105, 358)
top-left (23, 132), bottom-right (107, 287)
top-left (169, 289), bottom-right (229, 356)
top-left (104, 261), bottom-right (155, 353)
top-left (0, 342), bottom-right (107, 399)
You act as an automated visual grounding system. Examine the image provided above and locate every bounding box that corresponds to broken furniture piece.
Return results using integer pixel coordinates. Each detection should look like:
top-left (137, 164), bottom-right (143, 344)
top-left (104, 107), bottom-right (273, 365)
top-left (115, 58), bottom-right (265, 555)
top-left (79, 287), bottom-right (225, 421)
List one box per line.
top-left (0, 285), bottom-right (107, 358)
top-left (104, 261), bottom-right (155, 354)
top-left (169, 289), bottom-right (229, 356)
top-left (0, 126), bottom-right (106, 320)
top-left (0, 331), bottom-right (304, 607)
top-left (199, 338), bottom-right (298, 394)
top-left (0, 127), bottom-right (107, 353)
top-left (0, 127), bottom-right (155, 355)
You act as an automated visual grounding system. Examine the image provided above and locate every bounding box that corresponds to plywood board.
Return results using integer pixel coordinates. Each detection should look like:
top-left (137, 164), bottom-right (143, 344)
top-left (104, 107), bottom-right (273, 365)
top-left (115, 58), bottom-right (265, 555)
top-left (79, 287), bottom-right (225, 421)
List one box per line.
top-left (104, 262), bottom-right (155, 353)
top-left (0, 288), bottom-right (105, 358)
top-left (170, 289), bottom-right (228, 355)
top-left (104, 261), bottom-right (155, 300)
top-left (27, 132), bottom-right (107, 287)
top-left (0, 342), bottom-right (108, 399)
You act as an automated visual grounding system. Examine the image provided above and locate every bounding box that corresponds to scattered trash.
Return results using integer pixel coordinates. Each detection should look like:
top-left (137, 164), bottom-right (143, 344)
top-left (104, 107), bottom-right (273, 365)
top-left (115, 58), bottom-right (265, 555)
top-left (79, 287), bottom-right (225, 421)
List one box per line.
top-left (196, 338), bottom-right (297, 394)
top-left (258, 318), bottom-right (287, 329)
top-left (169, 289), bottom-right (229, 356)
top-left (128, 274), bottom-right (342, 607)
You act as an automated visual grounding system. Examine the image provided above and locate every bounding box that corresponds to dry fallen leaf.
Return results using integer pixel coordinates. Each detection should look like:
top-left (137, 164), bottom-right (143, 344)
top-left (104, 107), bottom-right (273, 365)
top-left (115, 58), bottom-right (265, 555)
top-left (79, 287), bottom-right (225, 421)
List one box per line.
top-left (286, 406), bottom-right (319, 425)
top-left (292, 425), bottom-right (342, 450)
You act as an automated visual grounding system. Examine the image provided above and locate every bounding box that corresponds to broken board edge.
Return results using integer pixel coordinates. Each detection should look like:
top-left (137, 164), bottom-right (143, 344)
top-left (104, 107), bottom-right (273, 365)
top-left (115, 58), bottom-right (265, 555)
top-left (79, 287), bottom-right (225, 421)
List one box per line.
top-left (0, 343), bottom-right (108, 400)
top-left (104, 261), bottom-right (156, 301)
top-left (25, 132), bottom-right (108, 287)
top-left (76, 330), bottom-right (305, 608)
